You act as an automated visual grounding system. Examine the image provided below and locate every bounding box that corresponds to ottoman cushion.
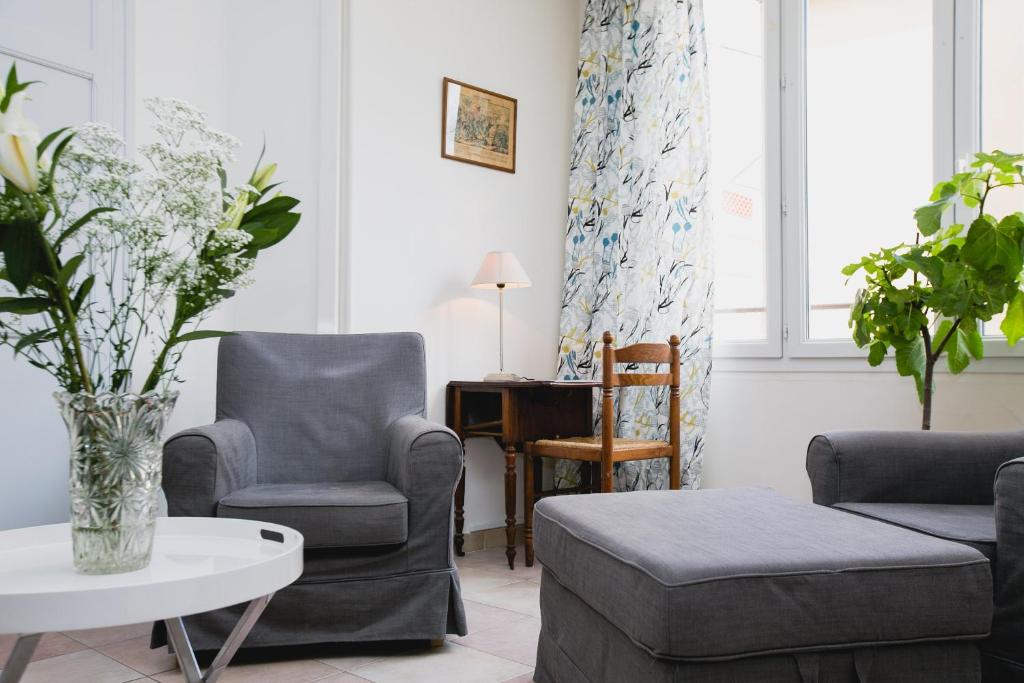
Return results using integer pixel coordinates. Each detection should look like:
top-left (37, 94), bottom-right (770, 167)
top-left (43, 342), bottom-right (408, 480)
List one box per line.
top-left (533, 487), bottom-right (992, 661)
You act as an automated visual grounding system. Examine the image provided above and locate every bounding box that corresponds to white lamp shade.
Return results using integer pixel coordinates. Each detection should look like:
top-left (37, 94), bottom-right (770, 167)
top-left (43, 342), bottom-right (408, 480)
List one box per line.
top-left (471, 251), bottom-right (531, 289)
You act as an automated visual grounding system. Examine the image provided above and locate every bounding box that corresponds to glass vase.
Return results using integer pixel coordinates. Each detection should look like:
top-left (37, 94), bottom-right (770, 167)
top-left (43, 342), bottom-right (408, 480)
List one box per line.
top-left (56, 391), bottom-right (177, 574)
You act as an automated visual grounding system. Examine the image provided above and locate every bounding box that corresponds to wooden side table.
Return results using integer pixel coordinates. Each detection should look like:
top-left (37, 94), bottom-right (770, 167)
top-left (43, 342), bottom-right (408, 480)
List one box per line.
top-left (445, 380), bottom-right (598, 569)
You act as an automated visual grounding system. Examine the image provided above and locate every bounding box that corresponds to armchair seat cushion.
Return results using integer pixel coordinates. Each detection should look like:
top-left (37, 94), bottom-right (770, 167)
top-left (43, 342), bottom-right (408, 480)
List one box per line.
top-left (835, 502), bottom-right (997, 562)
top-left (217, 481), bottom-right (408, 549)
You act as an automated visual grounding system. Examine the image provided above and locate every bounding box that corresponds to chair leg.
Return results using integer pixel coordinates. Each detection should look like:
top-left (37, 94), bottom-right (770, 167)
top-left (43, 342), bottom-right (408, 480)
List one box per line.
top-left (600, 458), bottom-right (614, 493)
top-left (524, 445), bottom-right (535, 567)
top-left (670, 452), bottom-right (681, 490)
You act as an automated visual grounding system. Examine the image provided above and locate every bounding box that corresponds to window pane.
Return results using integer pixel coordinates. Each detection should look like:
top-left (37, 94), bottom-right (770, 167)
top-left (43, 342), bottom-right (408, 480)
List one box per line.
top-left (706, 0), bottom-right (767, 344)
top-left (980, 0), bottom-right (1024, 336)
top-left (806, 0), bottom-right (933, 340)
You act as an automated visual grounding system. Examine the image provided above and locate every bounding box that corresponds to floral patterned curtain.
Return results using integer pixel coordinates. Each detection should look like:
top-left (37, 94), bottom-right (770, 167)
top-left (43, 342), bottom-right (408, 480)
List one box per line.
top-left (556, 0), bottom-right (712, 491)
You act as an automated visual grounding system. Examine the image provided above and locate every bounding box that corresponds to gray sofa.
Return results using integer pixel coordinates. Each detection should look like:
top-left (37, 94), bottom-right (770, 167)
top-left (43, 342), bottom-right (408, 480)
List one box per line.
top-left (807, 430), bottom-right (1024, 682)
top-left (159, 331), bottom-right (467, 651)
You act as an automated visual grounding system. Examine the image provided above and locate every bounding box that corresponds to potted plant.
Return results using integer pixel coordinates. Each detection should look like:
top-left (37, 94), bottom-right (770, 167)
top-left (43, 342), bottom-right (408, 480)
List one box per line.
top-left (846, 151), bottom-right (1024, 429)
top-left (0, 64), bottom-right (300, 573)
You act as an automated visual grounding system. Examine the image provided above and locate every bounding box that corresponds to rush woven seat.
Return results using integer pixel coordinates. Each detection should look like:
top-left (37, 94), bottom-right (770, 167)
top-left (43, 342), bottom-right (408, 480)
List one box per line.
top-left (529, 436), bottom-right (671, 461)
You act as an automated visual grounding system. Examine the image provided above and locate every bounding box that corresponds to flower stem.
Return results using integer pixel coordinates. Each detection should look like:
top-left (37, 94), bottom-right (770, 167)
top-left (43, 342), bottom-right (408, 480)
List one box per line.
top-left (37, 223), bottom-right (94, 394)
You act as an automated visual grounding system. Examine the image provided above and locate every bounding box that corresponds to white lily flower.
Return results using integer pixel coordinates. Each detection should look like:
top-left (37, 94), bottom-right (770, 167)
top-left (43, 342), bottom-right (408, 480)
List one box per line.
top-left (0, 92), bottom-right (42, 193)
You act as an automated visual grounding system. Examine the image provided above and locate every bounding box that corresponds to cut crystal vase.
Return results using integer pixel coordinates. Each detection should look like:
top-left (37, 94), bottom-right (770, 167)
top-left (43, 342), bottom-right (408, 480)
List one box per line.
top-left (57, 391), bottom-right (177, 574)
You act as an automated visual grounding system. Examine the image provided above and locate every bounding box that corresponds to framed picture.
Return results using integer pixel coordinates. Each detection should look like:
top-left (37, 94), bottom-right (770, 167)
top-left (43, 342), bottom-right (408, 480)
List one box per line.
top-left (442, 77), bottom-right (517, 173)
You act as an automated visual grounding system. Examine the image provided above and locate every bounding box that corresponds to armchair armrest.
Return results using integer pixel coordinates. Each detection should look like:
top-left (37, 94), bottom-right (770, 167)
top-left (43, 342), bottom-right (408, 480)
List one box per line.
top-left (807, 430), bottom-right (1024, 506)
top-left (162, 419), bottom-right (258, 517)
top-left (385, 414), bottom-right (464, 570)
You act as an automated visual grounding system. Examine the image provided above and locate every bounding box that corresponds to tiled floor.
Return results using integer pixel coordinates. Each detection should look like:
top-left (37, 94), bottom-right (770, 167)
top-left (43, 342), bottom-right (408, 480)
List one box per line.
top-left (0, 545), bottom-right (541, 683)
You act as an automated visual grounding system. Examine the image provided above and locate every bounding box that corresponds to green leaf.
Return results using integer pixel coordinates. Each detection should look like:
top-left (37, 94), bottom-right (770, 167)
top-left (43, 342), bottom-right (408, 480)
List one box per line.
top-left (57, 254), bottom-right (85, 287)
top-left (962, 215), bottom-right (1024, 279)
top-left (914, 182), bottom-right (957, 236)
top-left (56, 207), bottom-right (115, 245)
top-left (173, 330), bottom-right (235, 344)
top-left (13, 328), bottom-right (56, 354)
top-left (240, 211), bottom-right (300, 255)
top-left (896, 252), bottom-right (944, 285)
top-left (1002, 291), bottom-right (1024, 346)
top-left (868, 342), bottom-right (886, 366)
top-left (36, 128), bottom-right (71, 157)
top-left (239, 195), bottom-right (300, 225)
top-left (895, 336), bottom-right (927, 403)
top-left (71, 275), bottom-right (94, 313)
top-left (47, 132), bottom-right (75, 179)
top-left (0, 296), bottom-right (52, 315)
top-left (2, 222), bottom-right (43, 293)
top-left (942, 324), bottom-right (971, 374)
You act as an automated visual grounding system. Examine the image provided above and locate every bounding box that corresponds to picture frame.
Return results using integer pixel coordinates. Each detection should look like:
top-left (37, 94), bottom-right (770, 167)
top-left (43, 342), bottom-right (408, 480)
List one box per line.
top-left (442, 77), bottom-right (517, 173)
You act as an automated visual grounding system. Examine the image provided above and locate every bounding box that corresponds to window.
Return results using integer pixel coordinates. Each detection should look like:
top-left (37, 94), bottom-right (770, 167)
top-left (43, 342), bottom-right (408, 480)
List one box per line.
top-left (804, 0), bottom-right (934, 341)
top-left (979, 0), bottom-right (1024, 337)
top-left (707, 0), bottom-right (781, 356)
top-left (711, 0), bottom-right (1024, 362)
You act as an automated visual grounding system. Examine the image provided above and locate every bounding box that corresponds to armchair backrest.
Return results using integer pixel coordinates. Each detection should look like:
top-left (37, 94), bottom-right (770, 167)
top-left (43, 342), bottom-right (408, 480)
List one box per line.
top-left (216, 331), bottom-right (426, 484)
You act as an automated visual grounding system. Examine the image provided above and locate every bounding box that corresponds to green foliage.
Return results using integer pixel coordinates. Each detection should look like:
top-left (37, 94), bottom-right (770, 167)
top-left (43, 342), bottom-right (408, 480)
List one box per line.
top-left (847, 150), bottom-right (1024, 426)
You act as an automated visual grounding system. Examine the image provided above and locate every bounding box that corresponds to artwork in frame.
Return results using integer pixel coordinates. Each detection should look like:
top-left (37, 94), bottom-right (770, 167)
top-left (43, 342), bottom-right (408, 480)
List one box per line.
top-left (442, 77), bottom-right (517, 173)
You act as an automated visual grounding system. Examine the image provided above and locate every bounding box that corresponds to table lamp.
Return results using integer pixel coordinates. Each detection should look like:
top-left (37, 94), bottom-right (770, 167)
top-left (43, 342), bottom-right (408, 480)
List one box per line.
top-left (472, 251), bottom-right (531, 381)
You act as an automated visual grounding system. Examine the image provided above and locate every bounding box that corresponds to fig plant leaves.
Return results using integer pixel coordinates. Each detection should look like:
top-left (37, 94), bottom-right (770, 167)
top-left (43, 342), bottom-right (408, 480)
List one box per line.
top-left (846, 150), bottom-right (1024, 429)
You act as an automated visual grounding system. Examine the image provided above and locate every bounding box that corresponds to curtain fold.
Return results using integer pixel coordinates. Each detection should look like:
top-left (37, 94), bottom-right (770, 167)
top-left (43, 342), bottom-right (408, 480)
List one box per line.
top-left (556, 0), bottom-right (712, 491)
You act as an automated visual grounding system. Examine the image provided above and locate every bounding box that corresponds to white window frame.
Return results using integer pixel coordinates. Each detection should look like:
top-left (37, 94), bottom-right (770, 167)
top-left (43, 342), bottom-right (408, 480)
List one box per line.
top-left (712, 0), bottom-right (784, 359)
top-left (715, 0), bottom-right (1024, 365)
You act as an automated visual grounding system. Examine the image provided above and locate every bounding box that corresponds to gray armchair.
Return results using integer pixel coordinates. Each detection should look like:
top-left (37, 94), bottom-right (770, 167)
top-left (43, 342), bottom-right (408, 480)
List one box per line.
top-left (807, 430), bottom-right (1024, 682)
top-left (160, 331), bottom-right (467, 651)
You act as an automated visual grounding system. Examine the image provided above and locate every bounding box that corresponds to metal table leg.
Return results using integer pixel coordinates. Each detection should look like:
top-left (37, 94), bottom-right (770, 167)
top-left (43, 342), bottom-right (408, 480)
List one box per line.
top-left (164, 593), bottom-right (273, 683)
top-left (0, 634), bottom-right (42, 683)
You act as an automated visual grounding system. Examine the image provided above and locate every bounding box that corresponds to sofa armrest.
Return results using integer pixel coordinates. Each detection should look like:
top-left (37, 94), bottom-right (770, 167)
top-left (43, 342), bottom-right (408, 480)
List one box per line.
top-left (385, 414), bottom-right (464, 570)
top-left (806, 430), bottom-right (1023, 506)
top-left (163, 419), bottom-right (258, 517)
top-left (991, 457), bottom-right (1024, 658)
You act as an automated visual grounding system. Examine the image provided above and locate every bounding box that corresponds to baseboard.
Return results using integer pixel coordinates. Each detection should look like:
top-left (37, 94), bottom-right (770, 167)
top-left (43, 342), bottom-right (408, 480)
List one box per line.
top-left (461, 524), bottom-right (525, 553)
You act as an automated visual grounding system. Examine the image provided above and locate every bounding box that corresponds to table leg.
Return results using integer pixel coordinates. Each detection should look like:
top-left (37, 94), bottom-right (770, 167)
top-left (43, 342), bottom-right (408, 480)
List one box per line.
top-left (504, 444), bottom-right (517, 570)
top-left (0, 634), bottom-right (41, 683)
top-left (165, 593), bottom-right (272, 683)
top-left (454, 465), bottom-right (466, 557)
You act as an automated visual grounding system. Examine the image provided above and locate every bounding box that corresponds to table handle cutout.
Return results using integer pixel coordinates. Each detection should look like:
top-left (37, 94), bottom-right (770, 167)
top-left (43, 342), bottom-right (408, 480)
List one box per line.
top-left (260, 529), bottom-right (285, 543)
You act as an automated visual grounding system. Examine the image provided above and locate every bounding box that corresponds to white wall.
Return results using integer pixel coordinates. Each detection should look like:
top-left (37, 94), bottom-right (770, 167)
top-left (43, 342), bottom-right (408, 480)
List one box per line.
top-left (705, 369), bottom-right (1024, 501)
top-left (132, 0), bottom-right (326, 436)
top-left (346, 0), bottom-right (583, 531)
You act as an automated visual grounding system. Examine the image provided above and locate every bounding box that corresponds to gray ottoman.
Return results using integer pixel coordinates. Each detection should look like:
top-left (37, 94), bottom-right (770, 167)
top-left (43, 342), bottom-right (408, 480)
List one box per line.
top-left (533, 487), bottom-right (993, 683)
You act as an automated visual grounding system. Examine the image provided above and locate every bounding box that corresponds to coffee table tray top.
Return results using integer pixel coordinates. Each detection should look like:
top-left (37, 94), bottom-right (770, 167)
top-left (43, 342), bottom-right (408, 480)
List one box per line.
top-left (0, 517), bottom-right (303, 634)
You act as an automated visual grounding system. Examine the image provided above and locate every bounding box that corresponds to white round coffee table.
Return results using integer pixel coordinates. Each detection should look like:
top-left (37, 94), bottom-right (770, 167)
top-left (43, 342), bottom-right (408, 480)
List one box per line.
top-left (0, 517), bottom-right (303, 683)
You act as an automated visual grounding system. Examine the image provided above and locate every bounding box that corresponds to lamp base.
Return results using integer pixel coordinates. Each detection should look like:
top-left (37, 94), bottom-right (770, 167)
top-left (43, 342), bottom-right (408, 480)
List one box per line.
top-left (483, 372), bottom-right (521, 382)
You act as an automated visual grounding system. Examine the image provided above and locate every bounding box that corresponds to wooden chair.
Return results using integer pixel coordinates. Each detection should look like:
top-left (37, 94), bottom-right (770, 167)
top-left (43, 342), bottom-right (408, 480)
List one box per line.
top-left (523, 331), bottom-right (681, 565)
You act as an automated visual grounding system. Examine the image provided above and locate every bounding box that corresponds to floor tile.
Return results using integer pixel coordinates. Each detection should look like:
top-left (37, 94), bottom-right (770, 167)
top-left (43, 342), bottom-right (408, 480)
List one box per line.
top-left (98, 635), bottom-right (178, 676)
top-left (0, 632), bottom-right (88, 664)
top-left (65, 623), bottom-right (152, 648)
top-left (458, 566), bottom-right (523, 598)
top-left (465, 580), bottom-right (541, 618)
top-left (453, 617), bottom-right (541, 667)
top-left (501, 674), bottom-right (536, 683)
top-left (4, 649), bottom-right (141, 683)
top-left (315, 673), bottom-right (373, 682)
top-left (459, 599), bottom-right (532, 637)
top-left (350, 642), bottom-right (529, 683)
top-left (152, 657), bottom-right (337, 683)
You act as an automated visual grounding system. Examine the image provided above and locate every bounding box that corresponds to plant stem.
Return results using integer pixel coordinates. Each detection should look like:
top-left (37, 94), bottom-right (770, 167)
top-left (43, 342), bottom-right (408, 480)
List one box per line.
top-left (37, 224), bottom-right (94, 395)
top-left (921, 325), bottom-right (933, 431)
top-left (141, 306), bottom-right (183, 394)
